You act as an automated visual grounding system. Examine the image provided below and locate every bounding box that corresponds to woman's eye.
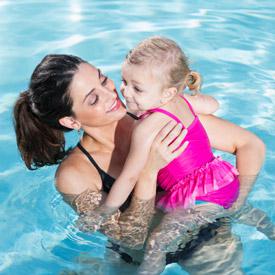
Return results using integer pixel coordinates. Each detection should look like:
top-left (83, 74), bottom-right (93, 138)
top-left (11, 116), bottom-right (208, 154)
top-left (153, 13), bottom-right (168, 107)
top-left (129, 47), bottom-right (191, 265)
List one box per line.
top-left (101, 75), bottom-right (108, 86)
top-left (121, 78), bottom-right (127, 86)
top-left (89, 95), bottom-right (98, 105)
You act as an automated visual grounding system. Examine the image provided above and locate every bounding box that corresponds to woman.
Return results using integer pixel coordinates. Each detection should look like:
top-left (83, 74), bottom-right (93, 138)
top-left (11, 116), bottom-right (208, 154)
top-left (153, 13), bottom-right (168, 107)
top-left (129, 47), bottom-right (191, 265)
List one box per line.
top-left (13, 54), bottom-right (267, 274)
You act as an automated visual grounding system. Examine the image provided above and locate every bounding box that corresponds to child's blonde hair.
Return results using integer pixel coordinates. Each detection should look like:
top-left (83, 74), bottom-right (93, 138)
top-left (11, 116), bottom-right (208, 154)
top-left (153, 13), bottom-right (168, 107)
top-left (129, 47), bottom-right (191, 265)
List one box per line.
top-left (125, 36), bottom-right (201, 93)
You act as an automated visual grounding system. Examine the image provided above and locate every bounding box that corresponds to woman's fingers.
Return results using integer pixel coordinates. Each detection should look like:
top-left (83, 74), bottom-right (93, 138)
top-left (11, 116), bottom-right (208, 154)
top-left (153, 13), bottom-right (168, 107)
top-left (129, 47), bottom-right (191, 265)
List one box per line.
top-left (148, 120), bottom-right (189, 170)
top-left (168, 129), bottom-right (188, 152)
top-left (161, 123), bottom-right (183, 147)
top-left (153, 120), bottom-right (178, 145)
top-left (171, 141), bottom-right (189, 159)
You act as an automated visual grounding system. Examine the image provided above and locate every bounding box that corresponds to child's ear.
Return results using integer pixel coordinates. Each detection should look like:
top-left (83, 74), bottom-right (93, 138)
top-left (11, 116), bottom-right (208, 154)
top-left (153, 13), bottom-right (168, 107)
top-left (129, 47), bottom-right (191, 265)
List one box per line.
top-left (59, 116), bottom-right (81, 130)
top-left (161, 87), bottom-right (178, 104)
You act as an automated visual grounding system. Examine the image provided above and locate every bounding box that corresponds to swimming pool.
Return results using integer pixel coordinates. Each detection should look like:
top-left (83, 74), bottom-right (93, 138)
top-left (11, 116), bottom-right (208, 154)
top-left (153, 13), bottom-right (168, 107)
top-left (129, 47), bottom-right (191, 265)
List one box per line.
top-left (0, 0), bottom-right (274, 274)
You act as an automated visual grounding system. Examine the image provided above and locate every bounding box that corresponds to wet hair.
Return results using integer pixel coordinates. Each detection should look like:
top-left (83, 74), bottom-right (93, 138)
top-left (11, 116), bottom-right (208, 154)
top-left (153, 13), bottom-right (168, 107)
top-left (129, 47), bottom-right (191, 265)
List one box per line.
top-left (13, 54), bottom-right (87, 170)
top-left (125, 36), bottom-right (201, 93)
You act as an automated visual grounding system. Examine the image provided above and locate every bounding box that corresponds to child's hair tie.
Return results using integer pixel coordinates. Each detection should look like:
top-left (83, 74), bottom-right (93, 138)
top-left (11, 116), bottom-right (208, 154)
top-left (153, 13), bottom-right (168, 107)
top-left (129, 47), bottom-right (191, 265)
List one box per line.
top-left (186, 71), bottom-right (202, 94)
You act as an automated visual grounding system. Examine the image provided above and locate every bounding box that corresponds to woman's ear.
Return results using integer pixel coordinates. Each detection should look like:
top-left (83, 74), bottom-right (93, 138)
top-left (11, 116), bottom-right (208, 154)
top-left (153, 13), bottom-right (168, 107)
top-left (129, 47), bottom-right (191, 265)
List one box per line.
top-left (161, 87), bottom-right (178, 104)
top-left (59, 116), bottom-right (81, 130)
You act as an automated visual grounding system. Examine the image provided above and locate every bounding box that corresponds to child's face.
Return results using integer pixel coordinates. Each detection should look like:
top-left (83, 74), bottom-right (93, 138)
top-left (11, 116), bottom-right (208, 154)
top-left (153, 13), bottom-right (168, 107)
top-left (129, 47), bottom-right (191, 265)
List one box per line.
top-left (121, 63), bottom-right (164, 112)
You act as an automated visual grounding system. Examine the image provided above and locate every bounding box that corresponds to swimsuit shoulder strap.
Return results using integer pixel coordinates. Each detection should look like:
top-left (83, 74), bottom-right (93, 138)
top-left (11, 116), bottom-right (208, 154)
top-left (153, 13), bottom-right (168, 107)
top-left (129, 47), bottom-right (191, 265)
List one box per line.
top-left (77, 142), bottom-right (104, 176)
top-left (139, 95), bottom-right (197, 126)
top-left (140, 108), bottom-right (181, 124)
top-left (127, 111), bottom-right (139, 120)
top-left (77, 142), bottom-right (116, 192)
top-left (179, 94), bottom-right (197, 117)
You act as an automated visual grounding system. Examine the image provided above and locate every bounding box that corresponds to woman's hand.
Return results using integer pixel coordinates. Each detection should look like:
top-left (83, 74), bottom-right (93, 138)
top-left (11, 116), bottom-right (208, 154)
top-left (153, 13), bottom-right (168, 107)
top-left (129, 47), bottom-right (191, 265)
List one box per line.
top-left (145, 121), bottom-right (189, 173)
top-left (134, 121), bottom-right (189, 201)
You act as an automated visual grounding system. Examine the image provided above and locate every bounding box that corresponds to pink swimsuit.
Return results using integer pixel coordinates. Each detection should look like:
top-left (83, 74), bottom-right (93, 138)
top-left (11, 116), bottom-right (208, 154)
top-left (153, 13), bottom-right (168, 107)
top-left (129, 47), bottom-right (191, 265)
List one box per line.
top-left (140, 96), bottom-right (239, 211)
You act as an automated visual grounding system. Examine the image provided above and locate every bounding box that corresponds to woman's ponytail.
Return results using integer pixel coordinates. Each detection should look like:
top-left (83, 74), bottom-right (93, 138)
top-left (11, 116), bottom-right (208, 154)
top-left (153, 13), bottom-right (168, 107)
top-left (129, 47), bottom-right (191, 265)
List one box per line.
top-left (186, 71), bottom-right (202, 95)
top-left (13, 54), bottom-right (86, 170)
top-left (13, 90), bottom-right (67, 170)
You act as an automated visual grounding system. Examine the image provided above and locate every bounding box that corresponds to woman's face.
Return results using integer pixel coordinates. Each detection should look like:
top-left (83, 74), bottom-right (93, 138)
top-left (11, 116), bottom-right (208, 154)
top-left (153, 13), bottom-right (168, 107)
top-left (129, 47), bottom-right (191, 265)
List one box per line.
top-left (69, 63), bottom-right (126, 128)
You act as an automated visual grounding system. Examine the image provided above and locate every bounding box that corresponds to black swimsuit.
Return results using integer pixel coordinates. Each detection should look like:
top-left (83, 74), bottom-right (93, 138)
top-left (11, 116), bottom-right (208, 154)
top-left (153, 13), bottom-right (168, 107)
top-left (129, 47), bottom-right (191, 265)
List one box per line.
top-left (77, 141), bottom-right (115, 192)
top-left (77, 112), bottom-right (220, 265)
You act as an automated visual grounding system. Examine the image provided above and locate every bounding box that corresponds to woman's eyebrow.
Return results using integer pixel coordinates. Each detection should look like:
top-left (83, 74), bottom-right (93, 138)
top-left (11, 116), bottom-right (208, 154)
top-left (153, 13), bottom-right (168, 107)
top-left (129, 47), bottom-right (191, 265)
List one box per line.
top-left (98, 68), bottom-right (101, 79)
top-left (82, 69), bottom-right (101, 103)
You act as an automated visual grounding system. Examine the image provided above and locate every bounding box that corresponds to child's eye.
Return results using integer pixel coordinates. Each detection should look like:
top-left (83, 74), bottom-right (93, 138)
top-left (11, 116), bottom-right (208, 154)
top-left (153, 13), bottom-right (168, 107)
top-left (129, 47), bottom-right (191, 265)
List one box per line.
top-left (134, 86), bottom-right (142, 93)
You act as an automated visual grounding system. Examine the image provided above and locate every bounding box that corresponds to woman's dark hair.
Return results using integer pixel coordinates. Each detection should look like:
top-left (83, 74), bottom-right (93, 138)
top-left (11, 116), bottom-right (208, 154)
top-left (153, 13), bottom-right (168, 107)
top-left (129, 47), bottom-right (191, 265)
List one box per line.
top-left (13, 54), bottom-right (87, 170)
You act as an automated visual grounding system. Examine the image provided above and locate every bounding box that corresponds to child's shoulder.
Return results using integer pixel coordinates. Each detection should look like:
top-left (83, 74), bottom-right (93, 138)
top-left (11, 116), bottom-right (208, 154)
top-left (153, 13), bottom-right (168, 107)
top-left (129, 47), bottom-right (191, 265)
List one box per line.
top-left (133, 112), bottom-right (171, 139)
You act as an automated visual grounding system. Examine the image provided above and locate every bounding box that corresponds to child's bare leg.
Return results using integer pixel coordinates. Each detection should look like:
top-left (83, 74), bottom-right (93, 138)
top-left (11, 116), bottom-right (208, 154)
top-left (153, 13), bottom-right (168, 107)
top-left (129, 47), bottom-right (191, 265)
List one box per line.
top-left (138, 203), bottom-right (227, 275)
top-left (180, 218), bottom-right (244, 275)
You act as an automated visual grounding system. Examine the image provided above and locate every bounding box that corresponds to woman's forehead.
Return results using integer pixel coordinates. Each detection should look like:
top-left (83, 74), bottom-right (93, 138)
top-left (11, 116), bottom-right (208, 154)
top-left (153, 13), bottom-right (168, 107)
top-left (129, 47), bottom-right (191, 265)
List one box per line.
top-left (70, 63), bottom-right (99, 95)
top-left (77, 62), bottom-right (98, 78)
top-left (72, 63), bottom-right (99, 85)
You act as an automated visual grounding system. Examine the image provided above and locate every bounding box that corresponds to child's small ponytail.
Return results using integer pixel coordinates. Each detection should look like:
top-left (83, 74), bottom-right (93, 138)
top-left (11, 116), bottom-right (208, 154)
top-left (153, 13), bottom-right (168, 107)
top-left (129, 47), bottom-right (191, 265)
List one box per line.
top-left (186, 71), bottom-right (202, 95)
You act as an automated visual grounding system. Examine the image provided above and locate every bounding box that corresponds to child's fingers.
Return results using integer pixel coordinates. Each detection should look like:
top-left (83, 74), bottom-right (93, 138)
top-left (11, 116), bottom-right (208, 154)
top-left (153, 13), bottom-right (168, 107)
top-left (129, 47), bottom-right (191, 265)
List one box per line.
top-left (161, 123), bottom-right (183, 146)
top-left (168, 129), bottom-right (188, 152)
top-left (153, 120), bottom-right (178, 145)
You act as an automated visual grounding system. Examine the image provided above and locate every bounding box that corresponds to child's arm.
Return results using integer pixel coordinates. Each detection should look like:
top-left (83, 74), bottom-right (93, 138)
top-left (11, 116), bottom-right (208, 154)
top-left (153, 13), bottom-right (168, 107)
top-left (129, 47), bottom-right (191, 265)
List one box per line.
top-left (184, 93), bottom-right (219, 114)
top-left (103, 122), bottom-right (156, 208)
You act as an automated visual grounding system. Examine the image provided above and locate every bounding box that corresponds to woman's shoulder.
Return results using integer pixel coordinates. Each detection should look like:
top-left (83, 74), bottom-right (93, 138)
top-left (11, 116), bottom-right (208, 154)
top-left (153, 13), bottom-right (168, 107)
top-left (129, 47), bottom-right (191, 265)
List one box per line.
top-left (55, 147), bottom-right (101, 196)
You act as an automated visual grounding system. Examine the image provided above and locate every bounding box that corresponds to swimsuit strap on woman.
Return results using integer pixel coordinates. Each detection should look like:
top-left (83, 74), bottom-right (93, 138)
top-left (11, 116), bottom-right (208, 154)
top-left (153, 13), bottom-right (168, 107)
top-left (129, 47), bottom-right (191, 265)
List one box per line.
top-left (126, 111), bottom-right (139, 120)
top-left (77, 142), bottom-right (104, 174)
top-left (77, 142), bottom-right (116, 192)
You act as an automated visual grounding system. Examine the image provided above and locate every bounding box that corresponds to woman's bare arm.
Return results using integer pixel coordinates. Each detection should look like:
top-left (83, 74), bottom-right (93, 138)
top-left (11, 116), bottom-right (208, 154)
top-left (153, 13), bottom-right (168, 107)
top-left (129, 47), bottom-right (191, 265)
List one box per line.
top-left (199, 114), bottom-right (266, 208)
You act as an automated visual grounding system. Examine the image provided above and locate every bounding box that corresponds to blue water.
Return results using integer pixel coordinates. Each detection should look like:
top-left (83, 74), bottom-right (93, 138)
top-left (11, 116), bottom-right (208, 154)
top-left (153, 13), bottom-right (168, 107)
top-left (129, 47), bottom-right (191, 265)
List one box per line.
top-left (0, 1), bottom-right (274, 274)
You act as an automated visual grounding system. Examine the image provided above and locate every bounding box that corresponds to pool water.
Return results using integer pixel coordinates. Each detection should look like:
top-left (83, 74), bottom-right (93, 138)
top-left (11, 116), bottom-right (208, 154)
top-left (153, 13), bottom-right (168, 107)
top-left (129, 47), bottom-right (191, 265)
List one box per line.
top-left (0, 1), bottom-right (274, 274)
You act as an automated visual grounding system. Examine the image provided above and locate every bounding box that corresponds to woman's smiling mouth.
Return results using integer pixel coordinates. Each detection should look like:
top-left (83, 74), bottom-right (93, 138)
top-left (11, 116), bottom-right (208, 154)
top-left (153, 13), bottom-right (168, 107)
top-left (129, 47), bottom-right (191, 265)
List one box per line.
top-left (107, 98), bottom-right (121, 112)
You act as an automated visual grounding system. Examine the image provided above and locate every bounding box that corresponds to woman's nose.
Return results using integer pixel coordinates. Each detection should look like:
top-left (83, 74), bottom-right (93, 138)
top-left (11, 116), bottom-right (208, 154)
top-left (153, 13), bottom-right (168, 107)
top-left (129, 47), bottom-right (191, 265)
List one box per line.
top-left (104, 79), bottom-right (117, 97)
top-left (121, 84), bottom-right (131, 98)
